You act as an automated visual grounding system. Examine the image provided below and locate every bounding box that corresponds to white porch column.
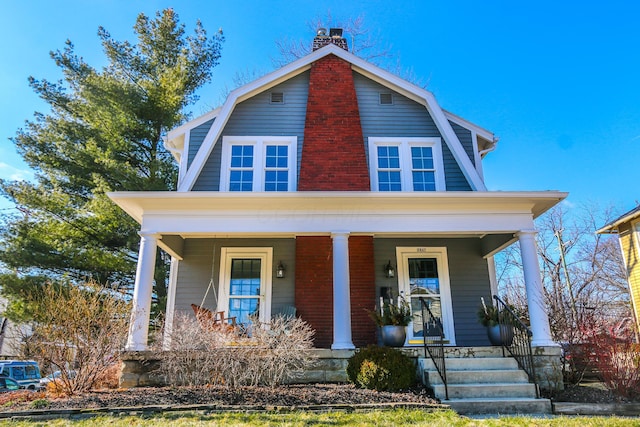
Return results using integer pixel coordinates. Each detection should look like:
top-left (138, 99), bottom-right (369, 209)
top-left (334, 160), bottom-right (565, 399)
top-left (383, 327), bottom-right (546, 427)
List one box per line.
top-left (162, 256), bottom-right (180, 350)
top-left (126, 232), bottom-right (158, 351)
top-left (331, 232), bottom-right (355, 350)
top-left (518, 230), bottom-right (556, 347)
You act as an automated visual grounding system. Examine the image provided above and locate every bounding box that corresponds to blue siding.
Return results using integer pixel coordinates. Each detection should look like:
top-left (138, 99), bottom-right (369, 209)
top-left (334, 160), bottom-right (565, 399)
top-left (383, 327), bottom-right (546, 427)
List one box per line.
top-left (192, 72), bottom-right (309, 191)
top-left (174, 238), bottom-right (296, 316)
top-left (354, 73), bottom-right (472, 191)
top-left (449, 121), bottom-right (475, 167)
top-left (188, 119), bottom-right (215, 168)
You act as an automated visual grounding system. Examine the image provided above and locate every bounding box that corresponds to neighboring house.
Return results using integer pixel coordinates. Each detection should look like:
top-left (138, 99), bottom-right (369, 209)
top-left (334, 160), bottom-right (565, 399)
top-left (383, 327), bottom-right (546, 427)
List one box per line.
top-left (0, 297), bottom-right (28, 357)
top-left (109, 31), bottom-right (567, 352)
top-left (597, 205), bottom-right (640, 330)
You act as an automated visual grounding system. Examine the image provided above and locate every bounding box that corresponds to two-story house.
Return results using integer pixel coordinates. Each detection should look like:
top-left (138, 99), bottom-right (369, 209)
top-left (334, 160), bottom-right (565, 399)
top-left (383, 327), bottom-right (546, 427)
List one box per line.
top-left (598, 205), bottom-right (640, 331)
top-left (109, 31), bottom-right (566, 356)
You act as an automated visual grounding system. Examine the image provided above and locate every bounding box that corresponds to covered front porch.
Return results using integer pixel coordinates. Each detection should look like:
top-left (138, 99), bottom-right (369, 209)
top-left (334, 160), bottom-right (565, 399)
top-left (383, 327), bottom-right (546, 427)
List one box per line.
top-left (108, 191), bottom-right (566, 353)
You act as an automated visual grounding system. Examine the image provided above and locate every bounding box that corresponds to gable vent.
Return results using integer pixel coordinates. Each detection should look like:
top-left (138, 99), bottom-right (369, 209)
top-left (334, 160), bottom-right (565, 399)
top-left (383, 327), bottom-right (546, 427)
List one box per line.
top-left (379, 93), bottom-right (393, 105)
top-left (270, 92), bottom-right (284, 104)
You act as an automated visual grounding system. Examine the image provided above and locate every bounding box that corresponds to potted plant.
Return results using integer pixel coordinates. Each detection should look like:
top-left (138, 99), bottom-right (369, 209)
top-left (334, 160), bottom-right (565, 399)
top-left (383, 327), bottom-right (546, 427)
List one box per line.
top-left (477, 297), bottom-right (514, 346)
top-left (369, 298), bottom-right (412, 347)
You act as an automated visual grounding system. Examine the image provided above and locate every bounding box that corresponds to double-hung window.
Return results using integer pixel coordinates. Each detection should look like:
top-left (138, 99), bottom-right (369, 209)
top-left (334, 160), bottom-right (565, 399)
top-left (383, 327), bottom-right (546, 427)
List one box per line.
top-left (368, 137), bottom-right (445, 191)
top-left (221, 136), bottom-right (297, 191)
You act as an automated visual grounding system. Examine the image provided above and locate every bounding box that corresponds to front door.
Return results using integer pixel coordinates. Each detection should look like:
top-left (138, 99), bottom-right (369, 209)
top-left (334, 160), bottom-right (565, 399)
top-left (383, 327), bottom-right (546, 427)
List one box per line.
top-left (218, 248), bottom-right (273, 326)
top-left (396, 247), bottom-right (455, 345)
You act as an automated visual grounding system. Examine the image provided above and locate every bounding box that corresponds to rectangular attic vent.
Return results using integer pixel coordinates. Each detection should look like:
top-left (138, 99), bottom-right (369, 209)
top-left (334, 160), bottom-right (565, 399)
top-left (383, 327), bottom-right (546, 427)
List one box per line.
top-left (379, 93), bottom-right (393, 105)
top-left (270, 92), bottom-right (284, 104)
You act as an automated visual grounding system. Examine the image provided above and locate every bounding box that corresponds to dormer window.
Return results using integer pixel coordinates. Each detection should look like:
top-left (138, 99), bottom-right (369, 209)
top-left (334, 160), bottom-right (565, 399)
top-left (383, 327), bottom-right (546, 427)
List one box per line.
top-left (368, 137), bottom-right (445, 191)
top-left (220, 136), bottom-right (297, 192)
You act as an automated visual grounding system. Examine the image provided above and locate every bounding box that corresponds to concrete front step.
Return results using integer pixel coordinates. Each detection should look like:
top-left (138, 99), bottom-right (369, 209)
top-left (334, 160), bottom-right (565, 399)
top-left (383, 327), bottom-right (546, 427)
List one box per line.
top-left (445, 397), bottom-right (552, 415)
top-left (421, 356), bottom-right (519, 371)
top-left (425, 368), bottom-right (529, 385)
top-left (433, 382), bottom-right (537, 399)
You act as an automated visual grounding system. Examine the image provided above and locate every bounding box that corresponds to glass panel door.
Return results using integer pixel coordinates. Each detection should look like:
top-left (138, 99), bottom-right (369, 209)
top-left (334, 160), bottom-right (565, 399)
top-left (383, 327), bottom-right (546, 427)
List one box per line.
top-left (407, 258), bottom-right (443, 340)
top-left (397, 247), bottom-right (455, 345)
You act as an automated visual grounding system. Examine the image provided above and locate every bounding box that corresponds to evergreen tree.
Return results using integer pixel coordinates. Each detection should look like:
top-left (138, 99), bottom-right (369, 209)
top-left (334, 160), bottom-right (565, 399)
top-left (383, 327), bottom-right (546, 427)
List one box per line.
top-left (0, 9), bottom-right (224, 318)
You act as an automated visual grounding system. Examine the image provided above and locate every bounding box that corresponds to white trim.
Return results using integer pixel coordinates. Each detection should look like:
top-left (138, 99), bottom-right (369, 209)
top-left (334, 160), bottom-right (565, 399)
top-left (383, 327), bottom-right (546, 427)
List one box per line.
top-left (217, 247), bottom-right (273, 324)
top-left (162, 257), bottom-right (180, 350)
top-left (167, 108), bottom-right (221, 139)
top-left (368, 137), bottom-right (445, 191)
top-left (108, 191), bottom-right (567, 235)
top-left (628, 220), bottom-right (640, 329)
top-left (178, 43), bottom-right (488, 192)
top-left (487, 255), bottom-right (498, 296)
top-left (471, 130), bottom-right (484, 179)
top-left (443, 109), bottom-right (494, 142)
top-left (634, 220), bottom-right (640, 256)
top-left (395, 246), bottom-right (456, 346)
top-left (219, 136), bottom-right (297, 192)
top-left (177, 131), bottom-right (190, 186)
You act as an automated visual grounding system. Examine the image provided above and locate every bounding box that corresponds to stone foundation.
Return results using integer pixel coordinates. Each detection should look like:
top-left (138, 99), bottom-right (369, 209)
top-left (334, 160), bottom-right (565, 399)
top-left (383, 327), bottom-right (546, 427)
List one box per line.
top-left (120, 351), bottom-right (164, 388)
top-left (119, 348), bottom-right (421, 388)
top-left (532, 345), bottom-right (564, 391)
top-left (119, 346), bottom-right (562, 391)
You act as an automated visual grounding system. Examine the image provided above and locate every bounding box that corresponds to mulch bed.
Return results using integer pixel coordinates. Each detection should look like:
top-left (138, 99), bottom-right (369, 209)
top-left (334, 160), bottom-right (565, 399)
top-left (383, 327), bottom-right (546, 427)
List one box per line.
top-left (546, 382), bottom-right (640, 404)
top-left (1, 384), bottom-right (438, 413)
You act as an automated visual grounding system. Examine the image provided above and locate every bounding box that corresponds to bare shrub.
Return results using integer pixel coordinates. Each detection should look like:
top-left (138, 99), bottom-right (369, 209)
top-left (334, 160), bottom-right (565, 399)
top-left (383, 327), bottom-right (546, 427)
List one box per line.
top-left (582, 321), bottom-right (640, 400)
top-left (245, 314), bottom-right (317, 386)
top-left (93, 363), bottom-right (121, 389)
top-left (157, 312), bottom-right (236, 386)
top-left (159, 312), bottom-right (315, 387)
top-left (24, 281), bottom-right (130, 396)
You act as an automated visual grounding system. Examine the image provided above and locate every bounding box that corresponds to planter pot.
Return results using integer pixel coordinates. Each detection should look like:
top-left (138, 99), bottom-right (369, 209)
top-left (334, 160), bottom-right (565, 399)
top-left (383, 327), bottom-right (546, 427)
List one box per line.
top-left (381, 325), bottom-right (406, 347)
top-left (487, 324), bottom-right (514, 346)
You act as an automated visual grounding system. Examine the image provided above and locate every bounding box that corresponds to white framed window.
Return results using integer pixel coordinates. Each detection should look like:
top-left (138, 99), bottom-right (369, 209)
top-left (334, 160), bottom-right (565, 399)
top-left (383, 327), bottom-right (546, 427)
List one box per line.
top-left (217, 247), bottom-right (273, 325)
top-left (220, 136), bottom-right (297, 191)
top-left (368, 137), bottom-right (445, 191)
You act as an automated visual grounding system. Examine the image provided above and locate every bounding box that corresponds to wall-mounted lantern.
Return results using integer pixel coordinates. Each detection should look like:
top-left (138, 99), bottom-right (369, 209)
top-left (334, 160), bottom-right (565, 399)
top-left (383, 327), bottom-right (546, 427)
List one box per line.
top-left (384, 260), bottom-right (395, 278)
top-left (276, 261), bottom-right (286, 279)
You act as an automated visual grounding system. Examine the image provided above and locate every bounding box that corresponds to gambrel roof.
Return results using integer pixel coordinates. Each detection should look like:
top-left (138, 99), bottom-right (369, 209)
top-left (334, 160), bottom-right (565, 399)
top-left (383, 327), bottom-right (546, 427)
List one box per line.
top-left (166, 43), bottom-right (496, 192)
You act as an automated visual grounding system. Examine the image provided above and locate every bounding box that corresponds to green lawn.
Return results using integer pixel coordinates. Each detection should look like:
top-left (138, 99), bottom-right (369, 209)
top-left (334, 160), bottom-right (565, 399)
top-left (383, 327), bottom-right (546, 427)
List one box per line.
top-left (1, 409), bottom-right (639, 426)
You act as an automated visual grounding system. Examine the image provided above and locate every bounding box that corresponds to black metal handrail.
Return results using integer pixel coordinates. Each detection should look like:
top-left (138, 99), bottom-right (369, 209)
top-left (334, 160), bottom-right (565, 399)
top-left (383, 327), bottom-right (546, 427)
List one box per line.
top-left (493, 295), bottom-right (539, 398)
top-left (419, 297), bottom-right (448, 400)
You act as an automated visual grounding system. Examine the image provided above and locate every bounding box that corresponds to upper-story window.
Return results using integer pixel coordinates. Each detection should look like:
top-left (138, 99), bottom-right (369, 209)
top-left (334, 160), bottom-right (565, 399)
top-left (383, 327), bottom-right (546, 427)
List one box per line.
top-left (368, 137), bottom-right (445, 191)
top-left (221, 136), bottom-right (297, 191)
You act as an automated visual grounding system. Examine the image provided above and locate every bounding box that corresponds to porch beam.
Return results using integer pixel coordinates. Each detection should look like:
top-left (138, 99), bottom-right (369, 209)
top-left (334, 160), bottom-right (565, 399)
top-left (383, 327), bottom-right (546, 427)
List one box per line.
top-left (331, 232), bottom-right (355, 350)
top-left (126, 232), bottom-right (158, 351)
top-left (518, 230), bottom-right (556, 347)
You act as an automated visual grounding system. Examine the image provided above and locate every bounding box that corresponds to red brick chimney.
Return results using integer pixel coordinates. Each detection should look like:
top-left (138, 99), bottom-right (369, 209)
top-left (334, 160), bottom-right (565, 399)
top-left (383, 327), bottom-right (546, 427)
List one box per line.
top-left (298, 29), bottom-right (369, 191)
top-left (296, 29), bottom-right (375, 349)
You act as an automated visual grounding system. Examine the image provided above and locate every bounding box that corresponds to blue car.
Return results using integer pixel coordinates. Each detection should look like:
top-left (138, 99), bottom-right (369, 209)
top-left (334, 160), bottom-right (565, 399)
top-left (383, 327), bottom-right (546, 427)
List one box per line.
top-left (0, 376), bottom-right (23, 392)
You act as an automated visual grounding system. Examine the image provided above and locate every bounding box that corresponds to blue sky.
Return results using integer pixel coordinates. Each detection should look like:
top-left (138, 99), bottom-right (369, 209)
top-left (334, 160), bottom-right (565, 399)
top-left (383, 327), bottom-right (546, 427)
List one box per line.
top-left (1, 0), bottom-right (638, 216)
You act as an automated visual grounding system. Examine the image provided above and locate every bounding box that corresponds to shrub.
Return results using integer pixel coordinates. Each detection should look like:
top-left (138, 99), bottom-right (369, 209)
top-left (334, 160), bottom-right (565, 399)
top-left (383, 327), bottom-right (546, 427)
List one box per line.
top-left (582, 324), bottom-right (640, 400)
top-left (29, 399), bottom-right (49, 409)
top-left (19, 281), bottom-right (130, 396)
top-left (158, 312), bottom-right (316, 387)
top-left (346, 345), bottom-right (416, 391)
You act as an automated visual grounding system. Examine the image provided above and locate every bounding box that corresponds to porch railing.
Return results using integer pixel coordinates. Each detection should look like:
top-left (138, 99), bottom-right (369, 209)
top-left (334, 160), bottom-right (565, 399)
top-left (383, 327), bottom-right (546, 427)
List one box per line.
top-left (493, 295), bottom-right (540, 398)
top-left (419, 297), bottom-right (448, 400)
